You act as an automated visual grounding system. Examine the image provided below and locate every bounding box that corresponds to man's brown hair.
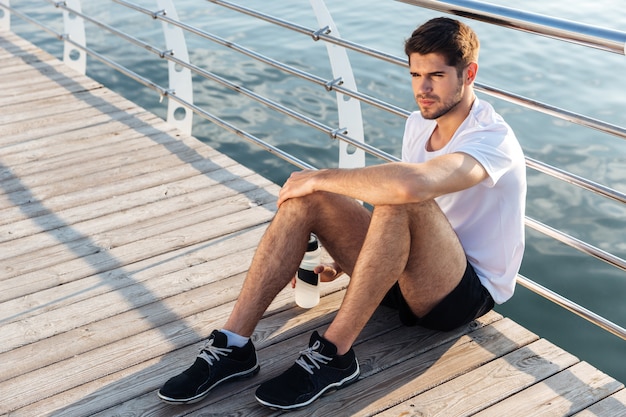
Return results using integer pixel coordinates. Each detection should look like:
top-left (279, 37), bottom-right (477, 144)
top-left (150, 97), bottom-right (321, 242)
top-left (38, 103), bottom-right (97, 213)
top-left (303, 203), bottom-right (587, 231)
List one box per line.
top-left (405, 17), bottom-right (480, 76)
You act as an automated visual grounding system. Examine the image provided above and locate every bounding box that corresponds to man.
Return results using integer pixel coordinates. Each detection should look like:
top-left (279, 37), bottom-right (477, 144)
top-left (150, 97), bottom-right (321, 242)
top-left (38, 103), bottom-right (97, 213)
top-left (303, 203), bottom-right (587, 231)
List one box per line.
top-left (158, 17), bottom-right (526, 410)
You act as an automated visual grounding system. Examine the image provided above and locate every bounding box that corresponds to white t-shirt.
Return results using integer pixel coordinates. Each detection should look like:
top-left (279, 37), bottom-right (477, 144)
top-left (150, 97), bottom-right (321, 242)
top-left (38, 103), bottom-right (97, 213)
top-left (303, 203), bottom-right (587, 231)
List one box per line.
top-left (402, 98), bottom-right (526, 304)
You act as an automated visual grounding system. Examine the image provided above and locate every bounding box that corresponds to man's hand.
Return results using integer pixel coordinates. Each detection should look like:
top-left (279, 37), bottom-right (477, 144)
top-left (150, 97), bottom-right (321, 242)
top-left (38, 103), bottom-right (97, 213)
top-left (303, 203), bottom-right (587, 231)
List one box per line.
top-left (291, 262), bottom-right (344, 288)
top-left (277, 169), bottom-right (319, 207)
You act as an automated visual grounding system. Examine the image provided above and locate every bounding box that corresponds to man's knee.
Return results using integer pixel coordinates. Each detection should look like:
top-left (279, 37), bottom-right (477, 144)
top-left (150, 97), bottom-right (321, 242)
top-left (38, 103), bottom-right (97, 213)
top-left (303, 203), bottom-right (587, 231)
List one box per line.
top-left (375, 200), bottom-right (448, 226)
top-left (371, 201), bottom-right (435, 223)
top-left (274, 192), bottom-right (343, 229)
top-left (278, 191), bottom-right (335, 213)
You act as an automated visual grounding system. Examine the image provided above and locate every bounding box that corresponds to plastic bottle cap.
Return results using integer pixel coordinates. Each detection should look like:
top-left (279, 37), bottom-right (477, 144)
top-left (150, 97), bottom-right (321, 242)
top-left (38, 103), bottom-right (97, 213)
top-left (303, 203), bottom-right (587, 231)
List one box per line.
top-left (306, 236), bottom-right (319, 251)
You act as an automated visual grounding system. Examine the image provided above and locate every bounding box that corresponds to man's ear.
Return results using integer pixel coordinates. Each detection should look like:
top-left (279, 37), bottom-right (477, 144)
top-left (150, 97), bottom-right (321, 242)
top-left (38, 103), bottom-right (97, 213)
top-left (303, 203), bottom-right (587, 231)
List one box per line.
top-left (466, 62), bottom-right (478, 84)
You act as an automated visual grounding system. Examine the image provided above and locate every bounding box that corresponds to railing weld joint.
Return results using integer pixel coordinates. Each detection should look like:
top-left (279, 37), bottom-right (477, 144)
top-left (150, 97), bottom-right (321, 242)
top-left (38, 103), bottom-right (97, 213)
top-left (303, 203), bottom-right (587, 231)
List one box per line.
top-left (330, 127), bottom-right (348, 140)
top-left (325, 77), bottom-right (343, 92)
top-left (159, 49), bottom-right (174, 58)
top-left (152, 9), bottom-right (166, 19)
top-left (312, 25), bottom-right (331, 41)
top-left (158, 88), bottom-right (175, 103)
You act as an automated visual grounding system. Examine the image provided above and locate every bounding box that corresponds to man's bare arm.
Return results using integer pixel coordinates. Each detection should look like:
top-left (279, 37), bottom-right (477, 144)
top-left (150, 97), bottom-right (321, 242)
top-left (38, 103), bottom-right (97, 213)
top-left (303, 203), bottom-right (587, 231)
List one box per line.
top-left (277, 152), bottom-right (488, 207)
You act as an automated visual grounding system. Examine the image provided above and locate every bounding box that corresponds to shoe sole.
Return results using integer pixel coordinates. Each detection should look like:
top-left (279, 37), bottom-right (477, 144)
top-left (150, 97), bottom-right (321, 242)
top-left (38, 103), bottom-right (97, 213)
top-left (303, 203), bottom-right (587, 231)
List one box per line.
top-left (158, 363), bottom-right (260, 405)
top-left (255, 363), bottom-right (360, 410)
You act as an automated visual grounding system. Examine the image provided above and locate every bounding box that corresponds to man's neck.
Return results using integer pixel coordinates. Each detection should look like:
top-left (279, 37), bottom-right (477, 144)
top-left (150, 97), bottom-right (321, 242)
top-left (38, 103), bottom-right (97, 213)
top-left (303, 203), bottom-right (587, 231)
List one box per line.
top-left (428, 94), bottom-right (476, 151)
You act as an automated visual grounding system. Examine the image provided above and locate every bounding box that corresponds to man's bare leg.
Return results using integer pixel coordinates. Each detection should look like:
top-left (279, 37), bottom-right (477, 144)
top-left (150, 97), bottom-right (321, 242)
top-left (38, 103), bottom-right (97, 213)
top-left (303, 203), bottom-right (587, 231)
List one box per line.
top-left (223, 191), bottom-right (371, 337)
top-left (324, 200), bottom-right (466, 355)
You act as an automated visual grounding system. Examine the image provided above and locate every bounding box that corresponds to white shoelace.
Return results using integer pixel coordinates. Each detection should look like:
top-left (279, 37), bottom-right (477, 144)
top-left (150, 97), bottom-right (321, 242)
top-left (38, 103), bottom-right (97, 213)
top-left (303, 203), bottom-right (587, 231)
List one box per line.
top-left (198, 339), bottom-right (233, 366)
top-left (295, 341), bottom-right (333, 375)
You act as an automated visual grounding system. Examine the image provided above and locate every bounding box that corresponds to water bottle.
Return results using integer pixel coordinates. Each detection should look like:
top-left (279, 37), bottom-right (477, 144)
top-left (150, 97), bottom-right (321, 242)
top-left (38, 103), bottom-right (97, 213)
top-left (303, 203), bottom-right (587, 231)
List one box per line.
top-left (295, 234), bottom-right (321, 308)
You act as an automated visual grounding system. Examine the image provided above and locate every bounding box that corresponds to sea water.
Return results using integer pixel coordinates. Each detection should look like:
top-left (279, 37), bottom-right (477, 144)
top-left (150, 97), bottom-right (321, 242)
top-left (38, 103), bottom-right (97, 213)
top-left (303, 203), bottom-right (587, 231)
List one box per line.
top-left (6, 0), bottom-right (625, 382)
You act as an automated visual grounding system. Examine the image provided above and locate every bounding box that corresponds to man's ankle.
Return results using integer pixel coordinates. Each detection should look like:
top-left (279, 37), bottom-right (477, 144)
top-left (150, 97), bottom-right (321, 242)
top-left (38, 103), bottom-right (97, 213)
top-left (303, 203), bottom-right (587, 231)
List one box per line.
top-left (220, 329), bottom-right (249, 348)
top-left (321, 331), bottom-right (351, 356)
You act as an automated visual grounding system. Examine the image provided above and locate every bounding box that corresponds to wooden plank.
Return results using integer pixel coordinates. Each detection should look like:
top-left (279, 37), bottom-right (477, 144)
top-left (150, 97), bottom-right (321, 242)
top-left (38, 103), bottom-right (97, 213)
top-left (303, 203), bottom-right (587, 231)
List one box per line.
top-left (473, 362), bottom-right (624, 417)
top-left (0, 51), bottom-right (62, 73)
top-left (0, 197), bottom-right (275, 307)
top-left (0, 127), bottom-right (209, 196)
top-left (0, 227), bottom-right (265, 382)
top-left (573, 388), bottom-right (626, 417)
top-left (137, 313), bottom-right (509, 417)
top-left (0, 66), bottom-right (98, 91)
top-left (2, 175), bottom-right (270, 260)
top-left (0, 110), bottom-right (171, 165)
top-left (0, 174), bottom-right (273, 308)
top-left (0, 164), bottom-right (263, 244)
top-left (0, 115), bottom-right (166, 173)
top-left (0, 194), bottom-right (276, 309)
top-left (0, 150), bottom-right (231, 229)
top-left (378, 338), bottom-right (579, 417)
top-left (0, 248), bottom-right (256, 411)
top-left (0, 35), bottom-right (44, 60)
top-left (103, 313), bottom-right (506, 417)
top-left (0, 143), bottom-right (202, 207)
top-left (5, 291), bottom-right (308, 416)
top-left (0, 73), bottom-right (102, 106)
top-left (275, 317), bottom-right (537, 417)
top-left (0, 101), bottom-right (150, 147)
top-left (4, 276), bottom-right (355, 416)
top-left (0, 103), bottom-right (138, 143)
top-left (1, 165), bottom-right (275, 258)
top-left (0, 151), bottom-right (221, 222)
top-left (0, 89), bottom-right (137, 135)
top-left (0, 129), bottom-right (196, 195)
top-left (0, 87), bottom-right (127, 125)
top-left (14, 304), bottom-right (499, 416)
top-left (0, 105), bottom-right (208, 166)
top-left (0, 32), bottom-right (58, 58)
top-left (0, 139), bottom-right (227, 218)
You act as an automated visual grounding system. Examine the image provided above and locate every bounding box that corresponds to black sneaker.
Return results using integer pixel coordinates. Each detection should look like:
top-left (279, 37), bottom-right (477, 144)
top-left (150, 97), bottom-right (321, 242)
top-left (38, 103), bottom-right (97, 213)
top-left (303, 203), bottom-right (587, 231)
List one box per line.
top-left (158, 330), bottom-right (260, 404)
top-left (255, 331), bottom-right (360, 410)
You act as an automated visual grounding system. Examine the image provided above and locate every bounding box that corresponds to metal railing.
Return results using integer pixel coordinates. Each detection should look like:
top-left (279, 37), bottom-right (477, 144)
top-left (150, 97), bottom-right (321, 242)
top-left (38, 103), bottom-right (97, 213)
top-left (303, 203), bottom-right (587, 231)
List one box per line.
top-left (1, 0), bottom-right (624, 343)
top-left (397, 0), bottom-right (626, 55)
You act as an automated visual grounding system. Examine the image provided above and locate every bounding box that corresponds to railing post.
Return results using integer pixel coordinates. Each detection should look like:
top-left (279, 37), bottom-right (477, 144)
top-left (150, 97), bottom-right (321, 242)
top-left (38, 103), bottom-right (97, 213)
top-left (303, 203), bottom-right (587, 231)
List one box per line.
top-left (156, 0), bottom-right (193, 135)
top-left (62, 0), bottom-right (86, 74)
top-left (0, 0), bottom-right (10, 31)
top-left (310, 0), bottom-right (365, 169)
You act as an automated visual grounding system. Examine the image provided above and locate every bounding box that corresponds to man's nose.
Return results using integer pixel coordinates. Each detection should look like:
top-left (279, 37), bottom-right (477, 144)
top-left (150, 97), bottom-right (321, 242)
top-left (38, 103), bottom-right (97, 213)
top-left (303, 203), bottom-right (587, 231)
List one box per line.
top-left (415, 77), bottom-right (432, 94)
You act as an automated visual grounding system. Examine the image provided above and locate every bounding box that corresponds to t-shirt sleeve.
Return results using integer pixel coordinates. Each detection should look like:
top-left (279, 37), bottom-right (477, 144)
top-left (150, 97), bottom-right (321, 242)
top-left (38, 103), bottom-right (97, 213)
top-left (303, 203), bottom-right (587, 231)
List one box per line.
top-left (455, 128), bottom-right (515, 187)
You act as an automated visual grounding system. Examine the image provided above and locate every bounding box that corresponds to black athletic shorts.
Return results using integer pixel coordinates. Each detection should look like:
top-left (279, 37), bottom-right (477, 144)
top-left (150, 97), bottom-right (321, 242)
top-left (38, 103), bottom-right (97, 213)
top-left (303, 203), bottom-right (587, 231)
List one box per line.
top-left (380, 260), bottom-right (494, 331)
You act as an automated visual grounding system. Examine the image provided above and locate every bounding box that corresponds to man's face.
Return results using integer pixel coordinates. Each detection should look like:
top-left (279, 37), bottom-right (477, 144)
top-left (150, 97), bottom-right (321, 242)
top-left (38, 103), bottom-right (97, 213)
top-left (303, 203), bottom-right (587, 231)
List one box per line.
top-left (409, 52), bottom-right (465, 120)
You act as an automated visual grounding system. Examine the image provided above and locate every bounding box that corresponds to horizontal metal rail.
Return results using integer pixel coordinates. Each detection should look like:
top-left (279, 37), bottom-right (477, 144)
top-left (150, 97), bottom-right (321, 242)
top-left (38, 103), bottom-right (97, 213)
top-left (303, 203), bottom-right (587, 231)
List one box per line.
top-left (114, 0), bottom-right (410, 119)
top-left (526, 157), bottom-right (626, 205)
top-left (206, 0), bottom-right (403, 66)
top-left (207, 0), bottom-right (626, 143)
top-left (526, 217), bottom-right (626, 273)
top-left (517, 274), bottom-right (626, 340)
top-left (48, 0), bottom-right (399, 164)
top-left (479, 84), bottom-right (626, 142)
top-left (397, 0), bottom-right (626, 55)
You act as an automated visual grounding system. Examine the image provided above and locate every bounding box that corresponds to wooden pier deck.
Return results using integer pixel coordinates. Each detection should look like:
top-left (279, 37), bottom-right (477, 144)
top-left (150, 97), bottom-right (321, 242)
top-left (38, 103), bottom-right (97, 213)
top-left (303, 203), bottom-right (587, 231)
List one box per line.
top-left (1, 31), bottom-right (624, 417)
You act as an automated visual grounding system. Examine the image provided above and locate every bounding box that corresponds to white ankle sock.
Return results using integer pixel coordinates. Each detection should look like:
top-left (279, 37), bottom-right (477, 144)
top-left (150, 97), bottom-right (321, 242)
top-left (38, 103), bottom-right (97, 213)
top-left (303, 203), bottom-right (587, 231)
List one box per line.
top-left (220, 329), bottom-right (249, 348)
